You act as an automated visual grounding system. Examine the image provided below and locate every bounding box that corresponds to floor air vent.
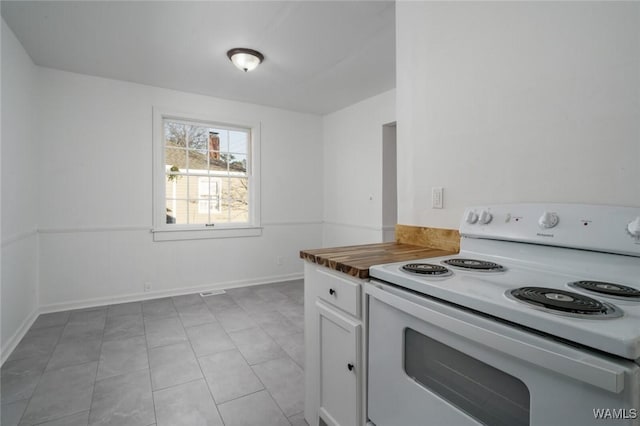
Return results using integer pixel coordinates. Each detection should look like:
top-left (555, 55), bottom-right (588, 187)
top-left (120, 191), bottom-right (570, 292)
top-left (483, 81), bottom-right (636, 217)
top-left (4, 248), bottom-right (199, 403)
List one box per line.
top-left (200, 289), bottom-right (226, 297)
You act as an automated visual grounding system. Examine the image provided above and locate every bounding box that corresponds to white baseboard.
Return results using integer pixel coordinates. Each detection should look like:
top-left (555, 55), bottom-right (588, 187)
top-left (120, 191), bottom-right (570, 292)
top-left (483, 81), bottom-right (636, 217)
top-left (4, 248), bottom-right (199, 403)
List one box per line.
top-left (38, 272), bottom-right (304, 314)
top-left (1, 308), bottom-right (40, 365)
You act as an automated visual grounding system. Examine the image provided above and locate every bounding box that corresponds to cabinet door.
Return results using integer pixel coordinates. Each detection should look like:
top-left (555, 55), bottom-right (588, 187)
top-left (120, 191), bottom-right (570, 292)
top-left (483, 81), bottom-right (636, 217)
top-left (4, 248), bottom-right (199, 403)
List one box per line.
top-left (317, 301), bottom-right (362, 426)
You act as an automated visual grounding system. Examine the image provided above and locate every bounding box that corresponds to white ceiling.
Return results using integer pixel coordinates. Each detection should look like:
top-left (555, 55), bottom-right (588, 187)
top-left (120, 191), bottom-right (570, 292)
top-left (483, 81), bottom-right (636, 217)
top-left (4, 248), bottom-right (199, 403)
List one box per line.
top-left (1, 1), bottom-right (396, 115)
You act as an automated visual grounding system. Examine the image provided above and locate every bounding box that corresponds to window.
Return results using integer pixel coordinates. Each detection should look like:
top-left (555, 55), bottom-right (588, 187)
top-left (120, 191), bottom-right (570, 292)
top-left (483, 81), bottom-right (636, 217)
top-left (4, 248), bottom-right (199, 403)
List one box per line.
top-left (197, 177), bottom-right (220, 215)
top-left (153, 108), bottom-right (261, 241)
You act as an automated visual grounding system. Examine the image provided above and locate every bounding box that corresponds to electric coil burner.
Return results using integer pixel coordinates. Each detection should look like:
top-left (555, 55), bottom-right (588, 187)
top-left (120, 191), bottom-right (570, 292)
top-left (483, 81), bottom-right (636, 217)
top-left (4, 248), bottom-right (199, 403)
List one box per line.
top-left (402, 263), bottom-right (451, 276)
top-left (508, 287), bottom-right (622, 319)
top-left (442, 258), bottom-right (505, 272)
top-left (569, 280), bottom-right (640, 300)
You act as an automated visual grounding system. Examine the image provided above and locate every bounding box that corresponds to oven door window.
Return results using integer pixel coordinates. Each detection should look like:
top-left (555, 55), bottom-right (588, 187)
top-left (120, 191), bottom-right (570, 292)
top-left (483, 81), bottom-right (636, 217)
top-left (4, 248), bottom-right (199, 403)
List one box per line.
top-left (404, 327), bottom-right (530, 426)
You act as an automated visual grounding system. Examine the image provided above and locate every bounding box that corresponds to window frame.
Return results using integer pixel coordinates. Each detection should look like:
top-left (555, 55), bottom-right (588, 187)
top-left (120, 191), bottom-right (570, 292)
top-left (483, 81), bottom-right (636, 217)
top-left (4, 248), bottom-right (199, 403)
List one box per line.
top-left (152, 107), bottom-right (261, 241)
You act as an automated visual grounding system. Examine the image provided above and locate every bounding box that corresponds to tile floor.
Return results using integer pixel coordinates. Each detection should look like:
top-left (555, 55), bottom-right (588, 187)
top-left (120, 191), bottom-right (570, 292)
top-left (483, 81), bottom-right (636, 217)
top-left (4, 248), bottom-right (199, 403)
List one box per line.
top-left (1, 280), bottom-right (308, 426)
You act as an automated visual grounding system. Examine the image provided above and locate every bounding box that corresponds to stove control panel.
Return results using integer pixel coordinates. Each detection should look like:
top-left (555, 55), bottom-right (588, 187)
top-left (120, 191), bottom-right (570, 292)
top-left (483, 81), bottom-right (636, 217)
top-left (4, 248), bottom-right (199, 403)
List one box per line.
top-left (628, 217), bottom-right (640, 238)
top-left (538, 211), bottom-right (559, 229)
top-left (478, 210), bottom-right (493, 225)
top-left (465, 211), bottom-right (478, 224)
top-left (460, 204), bottom-right (640, 256)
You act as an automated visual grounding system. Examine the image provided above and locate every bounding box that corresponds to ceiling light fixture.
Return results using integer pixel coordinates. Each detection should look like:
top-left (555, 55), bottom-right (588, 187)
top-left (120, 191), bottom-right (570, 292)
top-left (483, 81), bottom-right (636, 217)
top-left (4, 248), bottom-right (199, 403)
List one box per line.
top-left (227, 48), bottom-right (264, 72)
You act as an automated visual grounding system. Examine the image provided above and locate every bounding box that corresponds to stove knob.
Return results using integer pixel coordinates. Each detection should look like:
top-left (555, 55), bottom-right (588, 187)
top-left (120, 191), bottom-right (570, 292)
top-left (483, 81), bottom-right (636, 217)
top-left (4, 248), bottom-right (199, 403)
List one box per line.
top-left (478, 210), bottom-right (493, 225)
top-left (628, 216), bottom-right (640, 238)
top-left (465, 211), bottom-right (479, 224)
top-left (538, 211), bottom-right (559, 229)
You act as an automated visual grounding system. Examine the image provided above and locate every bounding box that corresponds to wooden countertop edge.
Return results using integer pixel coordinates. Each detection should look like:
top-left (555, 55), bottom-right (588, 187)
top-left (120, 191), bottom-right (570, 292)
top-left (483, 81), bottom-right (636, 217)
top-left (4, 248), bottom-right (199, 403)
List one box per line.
top-left (300, 243), bottom-right (456, 279)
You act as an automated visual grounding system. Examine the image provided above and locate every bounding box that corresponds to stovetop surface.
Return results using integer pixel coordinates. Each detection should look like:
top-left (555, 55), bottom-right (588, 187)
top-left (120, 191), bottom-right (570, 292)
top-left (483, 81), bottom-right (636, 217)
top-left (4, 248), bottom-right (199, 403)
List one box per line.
top-left (369, 239), bottom-right (640, 360)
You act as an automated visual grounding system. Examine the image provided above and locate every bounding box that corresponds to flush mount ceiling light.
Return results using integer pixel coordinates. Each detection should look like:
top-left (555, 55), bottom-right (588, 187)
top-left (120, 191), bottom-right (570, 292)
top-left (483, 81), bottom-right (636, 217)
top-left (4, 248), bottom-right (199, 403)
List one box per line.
top-left (227, 48), bottom-right (264, 72)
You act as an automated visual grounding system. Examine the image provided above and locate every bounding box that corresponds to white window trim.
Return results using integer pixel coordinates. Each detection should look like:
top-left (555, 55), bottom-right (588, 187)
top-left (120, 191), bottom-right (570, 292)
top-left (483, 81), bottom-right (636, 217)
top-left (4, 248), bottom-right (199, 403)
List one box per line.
top-left (152, 107), bottom-right (262, 241)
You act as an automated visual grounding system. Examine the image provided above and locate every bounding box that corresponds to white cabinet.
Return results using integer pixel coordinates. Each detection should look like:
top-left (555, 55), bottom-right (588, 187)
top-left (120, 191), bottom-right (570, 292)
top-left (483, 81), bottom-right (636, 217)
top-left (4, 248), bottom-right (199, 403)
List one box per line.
top-left (304, 262), bottom-right (367, 426)
top-left (317, 301), bottom-right (362, 426)
top-left (315, 268), bottom-right (361, 317)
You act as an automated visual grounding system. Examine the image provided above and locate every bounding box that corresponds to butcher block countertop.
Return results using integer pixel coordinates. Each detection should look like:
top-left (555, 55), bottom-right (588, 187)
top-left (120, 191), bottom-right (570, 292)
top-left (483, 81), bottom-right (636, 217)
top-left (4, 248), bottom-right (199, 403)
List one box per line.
top-left (300, 242), bottom-right (456, 279)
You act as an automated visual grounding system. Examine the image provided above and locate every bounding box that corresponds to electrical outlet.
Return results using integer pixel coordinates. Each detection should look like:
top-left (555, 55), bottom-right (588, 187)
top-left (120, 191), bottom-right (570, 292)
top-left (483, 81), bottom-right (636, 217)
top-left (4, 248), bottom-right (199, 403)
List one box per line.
top-left (144, 282), bottom-right (152, 292)
top-left (432, 187), bottom-right (444, 209)
top-left (276, 256), bottom-right (283, 266)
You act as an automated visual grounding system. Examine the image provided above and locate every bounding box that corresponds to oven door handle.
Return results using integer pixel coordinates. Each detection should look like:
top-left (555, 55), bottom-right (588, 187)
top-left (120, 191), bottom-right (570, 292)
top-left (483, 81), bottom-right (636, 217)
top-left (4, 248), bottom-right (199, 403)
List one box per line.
top-left (366, 282), bottom-right (628, 394)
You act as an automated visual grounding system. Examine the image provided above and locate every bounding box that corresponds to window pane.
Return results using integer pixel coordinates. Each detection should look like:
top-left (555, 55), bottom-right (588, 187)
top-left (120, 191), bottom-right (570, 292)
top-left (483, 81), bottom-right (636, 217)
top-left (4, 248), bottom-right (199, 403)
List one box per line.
top-left (189, 198), bottom-right (211, 224)
top-left (211, 197), bottom-right (247, 224)
top-left (166, 173), bottom-right (189, 200)
top-left (207, 132), bottom-right (221, 154)
top-left (209, 155), bottom-right (228, 173)
top-left (185, 175), bottom-right (201, 199)
top-left (228, 153), bottom-right (247, 174)
top-left (207, 131), bottom-right (221, 172)
top-left (165, 122), bottom-right (188, 148)
top-left (230, 200), bottom-right (249, 222)
top-left (228, 178), bottom-right (249, 223)
top-left (188, 150), bottom-right (208, 171)
top-left (165, 147), bottom-right (187, 170)
top-left (165, 200), bottom-right (189, 225)
top-left (210, 206), bottom-right (230, 223)
top-left (198, 177), bottom-right (221, 214)
top-left (211, 129), bottom-right (229, 152)
top-left (229, 130), bottom-right (248, 154)
top-left (220, 153), bottom-right (234, 170)
top-left (189, 127), bottom-right (208, 151)
top-left (220, 177), bottom-right (247, 200)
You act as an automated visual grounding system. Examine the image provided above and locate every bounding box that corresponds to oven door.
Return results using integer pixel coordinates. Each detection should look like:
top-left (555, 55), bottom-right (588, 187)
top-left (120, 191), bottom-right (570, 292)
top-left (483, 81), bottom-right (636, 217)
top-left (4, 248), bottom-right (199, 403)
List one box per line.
top-left (365, 281), bottom-right (640, 426)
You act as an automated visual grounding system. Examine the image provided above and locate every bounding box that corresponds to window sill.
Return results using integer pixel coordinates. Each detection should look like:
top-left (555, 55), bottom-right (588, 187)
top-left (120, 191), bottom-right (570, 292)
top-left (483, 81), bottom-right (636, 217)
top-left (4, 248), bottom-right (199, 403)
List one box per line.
top-left (152, 226), bottom-right (262, 242)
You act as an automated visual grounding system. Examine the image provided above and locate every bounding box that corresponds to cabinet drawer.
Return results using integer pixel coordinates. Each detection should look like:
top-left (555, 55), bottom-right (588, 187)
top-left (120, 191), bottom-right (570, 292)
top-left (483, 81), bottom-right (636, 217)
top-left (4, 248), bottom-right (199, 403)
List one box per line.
top-left (315, 267), bottom-right (361, 317)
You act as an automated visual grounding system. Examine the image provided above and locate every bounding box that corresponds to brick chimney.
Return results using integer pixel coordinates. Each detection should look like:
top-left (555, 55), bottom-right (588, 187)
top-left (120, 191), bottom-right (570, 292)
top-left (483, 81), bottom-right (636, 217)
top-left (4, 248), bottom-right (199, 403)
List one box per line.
top-left (209, 132), bottom-right (220, 160)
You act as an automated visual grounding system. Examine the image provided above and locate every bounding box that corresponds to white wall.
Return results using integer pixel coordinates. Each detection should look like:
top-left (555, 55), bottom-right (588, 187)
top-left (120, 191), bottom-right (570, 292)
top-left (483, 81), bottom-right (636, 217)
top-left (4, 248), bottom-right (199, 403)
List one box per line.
top-left (397, 2), bottom-right (640, 229)
top-left (322, 89), bottom-right (395, 246)
top-left (36, 68), bottom-right (323, 310)
top-left (1, 19), bottom-right (39, 358)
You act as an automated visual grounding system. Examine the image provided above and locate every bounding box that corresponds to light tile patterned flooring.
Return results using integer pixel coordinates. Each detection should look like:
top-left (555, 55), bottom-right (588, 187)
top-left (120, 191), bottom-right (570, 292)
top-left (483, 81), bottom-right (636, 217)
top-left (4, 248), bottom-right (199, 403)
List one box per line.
top-left (1, 280), bottom-right (308, 426)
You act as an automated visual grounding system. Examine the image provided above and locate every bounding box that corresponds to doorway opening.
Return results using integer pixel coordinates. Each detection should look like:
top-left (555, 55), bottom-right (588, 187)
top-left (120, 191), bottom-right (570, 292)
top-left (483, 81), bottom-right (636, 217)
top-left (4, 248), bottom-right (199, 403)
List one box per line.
top-left (382, 122), bottom-right (397, 242)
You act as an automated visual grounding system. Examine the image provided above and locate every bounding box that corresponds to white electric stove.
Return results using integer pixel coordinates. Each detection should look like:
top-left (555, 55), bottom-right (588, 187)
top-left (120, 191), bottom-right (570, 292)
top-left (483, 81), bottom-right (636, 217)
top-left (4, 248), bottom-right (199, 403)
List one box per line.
top-left (366, 204), bottom-right (640, 426)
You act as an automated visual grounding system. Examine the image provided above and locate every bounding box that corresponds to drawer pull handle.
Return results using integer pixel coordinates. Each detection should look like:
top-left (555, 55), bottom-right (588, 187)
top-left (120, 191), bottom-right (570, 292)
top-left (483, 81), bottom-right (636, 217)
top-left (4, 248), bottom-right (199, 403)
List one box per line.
top-left (347, 363), bottom-right (354, 372)
top-left (329, 288), bottom-right (336, 296)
